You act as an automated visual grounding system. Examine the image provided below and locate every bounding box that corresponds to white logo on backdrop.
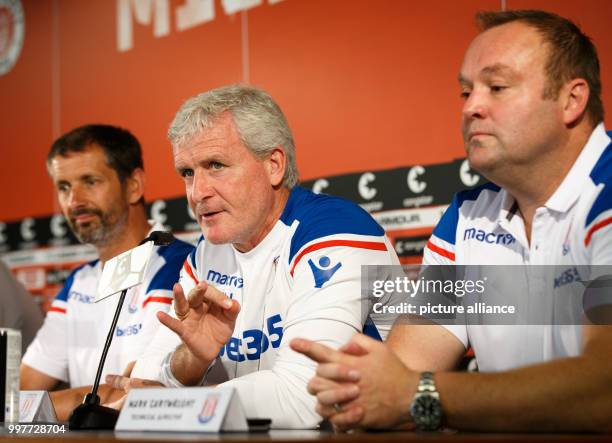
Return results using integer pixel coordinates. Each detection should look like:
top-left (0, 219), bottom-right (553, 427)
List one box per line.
top-left (407, 165), bottom-right (426, 194)
top-left (460, 159), bottom-right (480, 187)
top-left (312, 178), bottom-right (329, 194)
top-left (358, 172), bottom-right (377, 201)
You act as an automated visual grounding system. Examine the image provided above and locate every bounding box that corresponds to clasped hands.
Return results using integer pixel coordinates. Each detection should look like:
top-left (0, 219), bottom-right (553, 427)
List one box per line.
top-left (290, 334), bottom-right (418, 431)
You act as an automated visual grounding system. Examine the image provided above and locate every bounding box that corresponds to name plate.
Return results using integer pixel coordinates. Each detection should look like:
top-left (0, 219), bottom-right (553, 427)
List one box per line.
top-left (115, 387), bottom-right (248, 432)
top-left (19, 391), bottom-right (57, 423)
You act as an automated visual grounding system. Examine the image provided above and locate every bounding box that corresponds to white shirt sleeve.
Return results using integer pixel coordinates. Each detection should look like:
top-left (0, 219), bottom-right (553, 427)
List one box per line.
top-left (221, 244), bottom-right (397, 428)
top-left (582, 204), bottom-right (612, 314)
top-left (21, 286), bottom-right (70, 383)
top-left (131, 258), bottom-right (195, 381)
top-left (422, 224), bottom-right (469, 350)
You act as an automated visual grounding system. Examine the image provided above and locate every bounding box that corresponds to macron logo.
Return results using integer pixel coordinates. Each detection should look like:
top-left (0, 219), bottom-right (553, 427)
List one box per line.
top-left (463, 228), bottom-right (515, 245)
top-left (68, 290), bottom-right (95, 304)
top-left (308, 256), bottom-right (342, 288)
top-left (206, 269), bottom-right (244, 288)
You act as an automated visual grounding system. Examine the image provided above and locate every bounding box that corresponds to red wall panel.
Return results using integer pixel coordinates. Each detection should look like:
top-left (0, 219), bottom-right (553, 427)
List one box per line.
top-left (1, 0), bottom-right (610, 223)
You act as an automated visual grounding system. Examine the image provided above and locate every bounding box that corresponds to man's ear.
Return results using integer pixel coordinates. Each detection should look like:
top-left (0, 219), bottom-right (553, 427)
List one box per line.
top-left (562, 78), bottom-right (590, 126)
top-left (126, 168), bottom-right (146, 205)
top-left (264, 147), bottom-right (287, 188)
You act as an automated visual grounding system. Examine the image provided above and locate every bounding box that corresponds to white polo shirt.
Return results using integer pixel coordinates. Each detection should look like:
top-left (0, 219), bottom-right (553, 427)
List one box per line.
top-left (23, 227), bottom-right (194, 387)
top-left (132, 186), bottom-right (399, 428)
top-left (423, 124), bottom-right (612, 371)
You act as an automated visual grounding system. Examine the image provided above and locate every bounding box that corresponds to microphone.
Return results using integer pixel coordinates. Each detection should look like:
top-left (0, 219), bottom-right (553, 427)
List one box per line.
top-left (68, 231), bottom-right (176, 430)
top-left (140, 231), bottom-right (174, 247)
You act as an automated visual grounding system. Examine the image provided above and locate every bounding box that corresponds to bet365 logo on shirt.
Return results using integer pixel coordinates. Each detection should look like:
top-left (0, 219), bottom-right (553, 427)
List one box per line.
top-left (219, 314), bottom-right (283, 361)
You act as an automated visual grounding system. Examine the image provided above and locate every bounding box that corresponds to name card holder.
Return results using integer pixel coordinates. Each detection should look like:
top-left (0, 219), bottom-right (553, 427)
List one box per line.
top-left (96, 241), bottom-right (153, 302)
top-left (115, 386), bottom-right (248, 432)
top-left (19, 391), bottom-right (58, 422)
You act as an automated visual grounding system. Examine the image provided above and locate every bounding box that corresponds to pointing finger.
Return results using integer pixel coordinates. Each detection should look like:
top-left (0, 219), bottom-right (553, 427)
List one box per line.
top-left (290, 339), bottom-right (346, 364)
top-left (158, 310), bottom-right (185, 337)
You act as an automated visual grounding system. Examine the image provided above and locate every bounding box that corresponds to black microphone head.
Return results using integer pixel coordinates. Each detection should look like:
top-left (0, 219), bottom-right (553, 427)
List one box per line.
top-left (147, 231), bottom-right (175, 246)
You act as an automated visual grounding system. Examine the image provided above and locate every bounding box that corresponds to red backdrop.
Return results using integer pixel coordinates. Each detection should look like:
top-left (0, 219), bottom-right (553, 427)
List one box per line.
top-left (1, 0), bottom-right (611, 301)
top-left (2, 0), bottom-right (610, 222)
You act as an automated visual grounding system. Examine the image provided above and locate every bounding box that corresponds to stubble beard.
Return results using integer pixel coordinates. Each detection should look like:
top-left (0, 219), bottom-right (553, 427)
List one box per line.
top-left (68, 204), bottom-right (129, 247)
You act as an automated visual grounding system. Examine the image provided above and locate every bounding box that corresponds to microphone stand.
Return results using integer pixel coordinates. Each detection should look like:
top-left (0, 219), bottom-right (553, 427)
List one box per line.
top-left (67, 288), bottom-right (127, 430)
top-left (69, 231), bottom-right (174, 430)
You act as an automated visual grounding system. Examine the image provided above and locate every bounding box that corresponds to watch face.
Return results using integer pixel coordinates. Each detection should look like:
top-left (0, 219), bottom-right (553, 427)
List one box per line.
top-left (411, 395), bottom-right (442, 430)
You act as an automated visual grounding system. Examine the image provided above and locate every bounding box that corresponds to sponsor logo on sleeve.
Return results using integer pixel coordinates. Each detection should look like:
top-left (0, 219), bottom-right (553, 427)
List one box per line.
top-left (308, 256), bottom-right (342, 288)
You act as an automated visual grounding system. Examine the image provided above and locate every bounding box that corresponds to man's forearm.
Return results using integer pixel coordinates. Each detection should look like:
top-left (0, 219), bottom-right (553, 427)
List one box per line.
top-left (49, 384), bottom-right (124, 422)
top-left (435, 355), bottom-right (612, 432)
top-left (169, 344), bottom-right (213, 386)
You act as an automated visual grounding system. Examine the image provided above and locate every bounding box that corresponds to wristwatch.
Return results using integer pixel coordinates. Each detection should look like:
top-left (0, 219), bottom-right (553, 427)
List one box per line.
top-left (410, 371), bottom-right (443, 431)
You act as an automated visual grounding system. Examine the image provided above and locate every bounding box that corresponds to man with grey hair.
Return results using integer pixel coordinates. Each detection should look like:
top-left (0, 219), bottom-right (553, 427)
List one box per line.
top-left (116, 85), bottom-right (399, 428)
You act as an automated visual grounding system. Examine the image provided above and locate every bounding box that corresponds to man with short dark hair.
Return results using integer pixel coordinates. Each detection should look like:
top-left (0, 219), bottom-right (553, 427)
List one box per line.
top-left (293, 10), bottom-right (612, 432)
top-left (20, 125), bottom-right (193, 420)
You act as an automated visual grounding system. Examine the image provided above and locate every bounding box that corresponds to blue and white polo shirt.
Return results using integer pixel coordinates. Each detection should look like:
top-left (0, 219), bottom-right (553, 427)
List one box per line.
top-left (132, 186), bottom-right (399, 428)
top-left (23, 225), bottom-right (194, 387)
top-left (423, 124), bottom-right (612, 371)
